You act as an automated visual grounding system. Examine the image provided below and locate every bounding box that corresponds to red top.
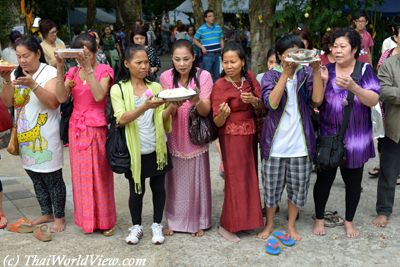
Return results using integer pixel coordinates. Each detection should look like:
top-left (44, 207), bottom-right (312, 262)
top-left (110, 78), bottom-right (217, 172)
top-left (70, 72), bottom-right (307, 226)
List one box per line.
top-left (211, 70), bottom-right (261, 135)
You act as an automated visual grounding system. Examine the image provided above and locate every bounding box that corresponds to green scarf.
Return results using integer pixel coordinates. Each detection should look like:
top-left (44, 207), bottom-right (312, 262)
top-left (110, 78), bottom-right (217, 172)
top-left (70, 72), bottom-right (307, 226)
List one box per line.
top-left (116, 81), bottom-right (171, 194)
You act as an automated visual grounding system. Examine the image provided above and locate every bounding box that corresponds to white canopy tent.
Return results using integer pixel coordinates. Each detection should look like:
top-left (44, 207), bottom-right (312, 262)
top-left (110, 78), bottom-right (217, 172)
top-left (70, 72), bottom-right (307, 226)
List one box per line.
top-left (168, 10), bottom-right (193, 25)
top-left (175, 0), bottom-right (248, 14)
top-left (174, 0), bottom-right (288, 14)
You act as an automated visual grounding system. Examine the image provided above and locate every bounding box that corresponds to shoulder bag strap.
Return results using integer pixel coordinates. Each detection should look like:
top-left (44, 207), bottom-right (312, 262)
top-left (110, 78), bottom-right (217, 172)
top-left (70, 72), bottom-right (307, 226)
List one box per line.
top-left (195, 68), bottom-right (202, 92)
top-left (338, 60), bottom-right (363, 136)
top-left (117, 82), bottom-right (125, 101)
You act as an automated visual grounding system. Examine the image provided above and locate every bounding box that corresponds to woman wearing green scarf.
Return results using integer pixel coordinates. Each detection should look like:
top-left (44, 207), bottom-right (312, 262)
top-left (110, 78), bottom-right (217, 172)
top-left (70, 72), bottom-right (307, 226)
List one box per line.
top-left (110, 45), bottom-right (176, 245)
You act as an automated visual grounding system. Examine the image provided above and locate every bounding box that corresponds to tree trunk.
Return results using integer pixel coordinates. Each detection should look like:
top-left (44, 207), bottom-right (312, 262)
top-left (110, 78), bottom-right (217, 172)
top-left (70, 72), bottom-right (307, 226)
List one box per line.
top-left (249, 0), bottom-right (277, 74)
top-left (119, 0), bottom-right (142, 32)
top-left (208, 0), bottom-right (224, 28)
top-left (87, 0), bottom-right (96, 29)
top-left (192, 0), bottom-right (204, 29)
top-left (114, 0), bottom-right (124, 26)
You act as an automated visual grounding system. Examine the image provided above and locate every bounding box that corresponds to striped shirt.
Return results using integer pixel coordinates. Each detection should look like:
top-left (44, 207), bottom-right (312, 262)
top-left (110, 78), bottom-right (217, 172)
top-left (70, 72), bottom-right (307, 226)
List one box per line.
top-left (194, 23), bottom-right (224, 52)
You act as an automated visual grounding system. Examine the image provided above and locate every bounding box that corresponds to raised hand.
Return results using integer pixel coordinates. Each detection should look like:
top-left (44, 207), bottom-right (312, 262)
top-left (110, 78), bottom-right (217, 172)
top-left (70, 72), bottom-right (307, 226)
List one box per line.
top-left (336, 75), bottom-right (356, 91)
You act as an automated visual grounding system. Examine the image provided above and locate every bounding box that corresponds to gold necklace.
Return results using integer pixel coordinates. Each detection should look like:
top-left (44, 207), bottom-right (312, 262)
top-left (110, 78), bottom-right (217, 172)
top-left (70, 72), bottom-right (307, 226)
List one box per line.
top-left (226, 76), bottom-right (244, 92)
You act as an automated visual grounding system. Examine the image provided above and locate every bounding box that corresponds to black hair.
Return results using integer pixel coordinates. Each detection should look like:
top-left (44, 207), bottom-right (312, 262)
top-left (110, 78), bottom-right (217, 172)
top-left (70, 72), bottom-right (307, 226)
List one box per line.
top-left (221, 42), bottom-right (254, 91)
top-left (71, 33), bottom-right (97, 54)
top-left (9, 30), bottom-right (22, 46)
top-left (274, 33), bottom-right (304, 64)
top-left (88, 29), bottom-right (103, 46)
top-left (204, 9), bottom-right (214, 18)
top-left (116, 44), bottom-right (150, 84)
top-left (266, 48), bottom-right (276, 61)
top-left (14, 35), bottom-right (46, 79)
top-left (392, 15), bottom-right (400, 36)
top-left (321, 29), bottom-right (335, 55)
top-left (331, 27), bottom-right (361, 59)
top-left (73, 25), bottom-right (82, 36)
top-left (352, 10), bottom-right (368, 21)
top-left (130, 26), bottom-right (148, 45)
top-left (292, 27), bottom-right (314, 49)
top-left (171, 39), bottom-right (199, 88)
top-left (38, 19), bottom-right (57, 39)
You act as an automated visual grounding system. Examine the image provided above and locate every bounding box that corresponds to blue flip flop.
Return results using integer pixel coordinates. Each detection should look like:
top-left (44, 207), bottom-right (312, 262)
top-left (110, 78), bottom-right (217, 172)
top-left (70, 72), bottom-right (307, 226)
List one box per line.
top-left (272, 231), bottom-right (296, 246)
top-left (265, 238), bottom-right (280, 255)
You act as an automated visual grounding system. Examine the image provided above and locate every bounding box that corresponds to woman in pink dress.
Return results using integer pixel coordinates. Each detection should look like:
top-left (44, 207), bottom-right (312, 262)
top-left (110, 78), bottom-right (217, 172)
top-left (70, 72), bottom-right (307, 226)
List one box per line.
top-left (55, 33), bottom-right (116, 235)
top-left (160, 39), bottom-right (213, 237)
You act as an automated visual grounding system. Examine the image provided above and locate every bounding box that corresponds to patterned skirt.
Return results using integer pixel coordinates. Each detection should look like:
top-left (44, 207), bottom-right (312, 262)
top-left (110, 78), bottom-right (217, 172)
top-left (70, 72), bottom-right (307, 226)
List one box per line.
top-left (165, 152), bottom-right (212, 233)
top-left (69, 125), bottom-right (116, 233)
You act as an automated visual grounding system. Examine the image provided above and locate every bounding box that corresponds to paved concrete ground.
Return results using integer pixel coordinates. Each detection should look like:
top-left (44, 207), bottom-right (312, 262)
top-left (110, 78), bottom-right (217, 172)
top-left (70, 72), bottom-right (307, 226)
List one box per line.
top-left (1, 144), bottom-right (400, 267)
top-left (1, 56), bottom-right (400, 266)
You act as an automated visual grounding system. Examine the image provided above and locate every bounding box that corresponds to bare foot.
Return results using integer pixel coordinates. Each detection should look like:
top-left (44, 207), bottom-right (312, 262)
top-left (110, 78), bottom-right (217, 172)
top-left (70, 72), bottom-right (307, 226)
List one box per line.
top-left (257, 224), bottom-right (273, 239)
top-left (312, 219), bottom-right (326, 236)
top-left (0, 213), bottom-right (7, 229)
top-left (191, 229), bottom-right (204, 237)
top-left (164, 227), bottom-right (174, 236)
top-left (31, 214), bottom-right (54, 226)
top-left (372, 215), bottom-right (388, 228)
top-left (218, 226), bottom-right (240, 243)
top-left (51, 218), bottom-right (65, 233)
top-left (288, 226), bottom-right (302, 241)
top-left (344, 221), bottom-right (359, 238)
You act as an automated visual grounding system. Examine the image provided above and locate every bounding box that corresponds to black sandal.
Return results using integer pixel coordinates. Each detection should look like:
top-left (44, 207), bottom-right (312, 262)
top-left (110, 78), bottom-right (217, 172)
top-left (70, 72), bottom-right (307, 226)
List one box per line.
top-left (368, 167), bottom-right (380, 178)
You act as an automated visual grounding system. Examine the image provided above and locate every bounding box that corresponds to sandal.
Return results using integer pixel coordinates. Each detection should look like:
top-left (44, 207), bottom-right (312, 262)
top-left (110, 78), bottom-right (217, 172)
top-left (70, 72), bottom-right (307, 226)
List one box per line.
top-left (34, 224), bottom-right (52, 242)
top-left (312, 211), bottom-right (344, 228)
top-left (0, 212), bottom-right (7, 229)
top-left (265, 238), bottom-right (280, 255)
top-left (7, 217), bottom-right (34, 233)
top-left (272, 231), bottom-right (296, 246)
top-left (368, 167), bottom-right (380, 178)
top-left (102, 226), bottom-right (115, 237)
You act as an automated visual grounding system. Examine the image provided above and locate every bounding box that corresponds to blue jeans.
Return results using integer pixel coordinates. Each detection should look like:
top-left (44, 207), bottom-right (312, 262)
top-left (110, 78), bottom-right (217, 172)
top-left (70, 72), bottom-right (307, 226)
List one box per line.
top-left (202, 52), bottom-right (221, 82)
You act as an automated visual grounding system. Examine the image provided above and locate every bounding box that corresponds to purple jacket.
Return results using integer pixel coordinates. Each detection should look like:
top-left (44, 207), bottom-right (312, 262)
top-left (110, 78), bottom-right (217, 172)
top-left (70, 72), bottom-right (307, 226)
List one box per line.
top-left (260, 65), bottom-right (316, 160)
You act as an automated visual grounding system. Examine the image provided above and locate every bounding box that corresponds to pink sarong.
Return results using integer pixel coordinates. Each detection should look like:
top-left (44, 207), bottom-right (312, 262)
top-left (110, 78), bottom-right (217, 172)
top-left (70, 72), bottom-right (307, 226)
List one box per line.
top-left (69, 126), bottom-right (116, 233)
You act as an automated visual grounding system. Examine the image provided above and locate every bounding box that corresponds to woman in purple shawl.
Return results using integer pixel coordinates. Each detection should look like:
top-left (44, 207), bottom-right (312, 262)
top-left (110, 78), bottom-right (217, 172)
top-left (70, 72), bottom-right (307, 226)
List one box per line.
top-left (312, 28), bottom-right (380, 238)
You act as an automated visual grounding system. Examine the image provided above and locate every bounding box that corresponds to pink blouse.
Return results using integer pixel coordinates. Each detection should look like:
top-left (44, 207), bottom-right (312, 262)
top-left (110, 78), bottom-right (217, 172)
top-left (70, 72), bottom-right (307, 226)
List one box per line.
top-left (66, 64), bottom-right (113, 150)
top-left (159, 68), bottom-right (213, 159)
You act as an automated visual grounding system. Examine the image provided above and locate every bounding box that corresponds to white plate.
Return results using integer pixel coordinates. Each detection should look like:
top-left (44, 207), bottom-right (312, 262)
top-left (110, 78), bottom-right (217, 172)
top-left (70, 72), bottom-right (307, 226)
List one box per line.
top-left (285, 57), bottom-right (320, 64)
top-left (55, 49), bottom-right (84, 58)
top-left (157, 88), bottom-right (197, 101)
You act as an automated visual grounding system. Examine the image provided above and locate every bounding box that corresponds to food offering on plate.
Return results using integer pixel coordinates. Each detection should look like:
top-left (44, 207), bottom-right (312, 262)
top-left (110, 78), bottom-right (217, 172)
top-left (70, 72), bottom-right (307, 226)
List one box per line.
top-left (286, 48), bottom-right (320, 64)
top-left (157, 87), bottom-right (197, 101)
top-left (0, 59), bottom-right (17, 71)
top-left (55, 48), bottom-right (84, 59)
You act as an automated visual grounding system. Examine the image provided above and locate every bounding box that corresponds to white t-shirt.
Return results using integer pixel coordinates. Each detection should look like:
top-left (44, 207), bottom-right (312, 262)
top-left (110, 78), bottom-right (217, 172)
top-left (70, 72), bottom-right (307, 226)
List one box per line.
top-left (270, 76), bottom-right (308, 158)
top-left (134, 94), bottom-right (156, 155)
top-left (381, 36), bottom-right (397, 53)
top-left (256, 72), bottom-right (266, 84)
top-left (12, 63), bottom-right (63, 172)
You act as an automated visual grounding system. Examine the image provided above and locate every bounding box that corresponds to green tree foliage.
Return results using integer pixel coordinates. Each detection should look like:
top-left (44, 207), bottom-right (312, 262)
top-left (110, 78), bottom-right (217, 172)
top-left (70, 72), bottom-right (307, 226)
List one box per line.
top-left (273, 0), bottom-right (383, 48)
top-left (0, 0), bottom-right (20, 48)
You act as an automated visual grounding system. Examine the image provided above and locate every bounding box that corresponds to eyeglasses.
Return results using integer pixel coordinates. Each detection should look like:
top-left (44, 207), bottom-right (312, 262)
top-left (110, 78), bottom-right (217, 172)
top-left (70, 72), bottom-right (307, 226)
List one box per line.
top-left (49, 30), bottom-right (58, 35)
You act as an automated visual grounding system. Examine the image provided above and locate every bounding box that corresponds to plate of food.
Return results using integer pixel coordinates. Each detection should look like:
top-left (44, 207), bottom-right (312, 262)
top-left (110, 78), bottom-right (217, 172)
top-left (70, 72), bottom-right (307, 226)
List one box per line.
top-left (286, 48), bottom-right (320, 64)
top-left (0, 60), bottom-right (17, 71)
top-left (157, 87), bottom-right (197, 101)
top-left (55, 48), bottom-right (84, 59)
